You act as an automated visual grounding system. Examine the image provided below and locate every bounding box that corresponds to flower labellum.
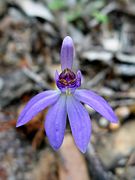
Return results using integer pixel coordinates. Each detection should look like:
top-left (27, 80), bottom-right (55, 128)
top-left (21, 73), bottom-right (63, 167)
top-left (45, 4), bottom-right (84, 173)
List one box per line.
top-left (16, 36), bottom-right (118, 153)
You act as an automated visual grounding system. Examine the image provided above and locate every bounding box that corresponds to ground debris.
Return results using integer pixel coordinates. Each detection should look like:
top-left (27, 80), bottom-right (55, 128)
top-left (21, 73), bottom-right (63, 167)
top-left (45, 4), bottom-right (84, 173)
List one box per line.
top-left (0, 70), bottom-right (42, 108)
top-left (0, 0), bottom-right (135, 179)
top-left (59, 134), bottom-right (90, 180)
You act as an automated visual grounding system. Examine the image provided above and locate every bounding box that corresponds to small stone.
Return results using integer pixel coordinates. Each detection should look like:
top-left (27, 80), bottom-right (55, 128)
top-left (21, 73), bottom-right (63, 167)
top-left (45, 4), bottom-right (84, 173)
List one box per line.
top-left (109, 122), bottom-right (120, 131)
top-left (115, 167), bottom-right (125, 176)
top-left (99, 117), bottom-right (109, 128)
top-left (96, 121), bottom-right (135, 168)
top-left (115, 106), bottom-right (130, 119)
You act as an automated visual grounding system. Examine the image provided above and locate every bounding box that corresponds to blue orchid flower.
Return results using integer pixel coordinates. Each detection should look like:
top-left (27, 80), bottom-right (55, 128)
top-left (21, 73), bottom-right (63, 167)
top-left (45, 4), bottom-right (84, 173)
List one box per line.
top-left (16, 36), bottom-right (118, 153)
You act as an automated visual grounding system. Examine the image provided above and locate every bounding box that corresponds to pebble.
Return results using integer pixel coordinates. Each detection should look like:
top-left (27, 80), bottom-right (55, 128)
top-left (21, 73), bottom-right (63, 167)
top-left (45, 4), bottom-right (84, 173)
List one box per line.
top-left (109, 122), bottom-right (120, 131)
top-left (96, 121), bottom-right (135, 168)
top-left (98, 117), bottom-right (109, 128)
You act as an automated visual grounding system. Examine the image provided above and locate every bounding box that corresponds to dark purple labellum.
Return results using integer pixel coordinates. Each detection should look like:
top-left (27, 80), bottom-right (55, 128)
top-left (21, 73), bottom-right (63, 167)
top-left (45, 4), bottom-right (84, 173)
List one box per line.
top-left (56, 68), bottom-right (81, 91)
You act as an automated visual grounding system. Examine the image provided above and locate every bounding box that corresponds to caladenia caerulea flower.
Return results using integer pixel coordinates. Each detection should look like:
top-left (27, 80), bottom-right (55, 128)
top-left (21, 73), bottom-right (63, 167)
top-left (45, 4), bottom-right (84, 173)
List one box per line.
top-left (16, 36), bottom-right (118, 153)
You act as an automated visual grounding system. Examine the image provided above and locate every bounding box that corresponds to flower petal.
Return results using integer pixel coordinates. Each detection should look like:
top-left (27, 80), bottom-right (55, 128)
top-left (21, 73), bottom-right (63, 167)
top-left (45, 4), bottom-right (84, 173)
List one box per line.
top-left (74, 89), bottom-right (118, 123)
top-left (60, 36), bottom-right (74, 70)
top-left (45, 95), bottom-right (67, 150)
top-left (66, 95), bottom-right (91, 153)
top-left (76, 70), bottom-right (82, 87)
top-left (16, 90), bottom-right (60, 127)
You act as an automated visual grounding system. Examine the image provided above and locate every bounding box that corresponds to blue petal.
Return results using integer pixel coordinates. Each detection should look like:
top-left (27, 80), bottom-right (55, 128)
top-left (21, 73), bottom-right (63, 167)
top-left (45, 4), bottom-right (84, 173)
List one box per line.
top-left (74, 89), bottom-right (118, 123)
top-left (45, 94), bottom-right (67, 150)
top-left (76, 70), bottom-right (82, 87)
top-left (60, 36), bottom-right (74, 70)
top-left (66, 95), bottom-right (91, 153)
top-left (16, 90), bottom-right (60, 127)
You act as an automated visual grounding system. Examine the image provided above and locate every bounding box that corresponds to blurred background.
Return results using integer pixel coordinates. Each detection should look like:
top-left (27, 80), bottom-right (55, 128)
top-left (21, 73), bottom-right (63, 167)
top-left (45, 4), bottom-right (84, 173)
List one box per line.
top-left (0, 0), bottom-right (135, 179)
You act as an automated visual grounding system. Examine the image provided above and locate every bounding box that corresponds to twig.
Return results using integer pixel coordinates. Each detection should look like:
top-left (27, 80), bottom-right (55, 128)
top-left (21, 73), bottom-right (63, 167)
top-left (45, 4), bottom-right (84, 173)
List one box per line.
top-left (85, 68), bottom-right (109, 88)
top-left (22, 67), bottom-right (51, 90)
top-left (86, 144), bottom-right (115, 180)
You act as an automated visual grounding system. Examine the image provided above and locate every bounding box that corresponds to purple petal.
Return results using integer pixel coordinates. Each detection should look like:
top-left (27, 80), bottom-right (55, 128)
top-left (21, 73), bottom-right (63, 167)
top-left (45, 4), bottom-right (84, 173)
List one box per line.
top-left (76, 70), bottom-right (82, 87)
top-left (16, 90), bottom-right (60, 127)
top-left (45, 95), bottom-right (67, 150)
top-left (60, 36), bottom-right (74, 70)
top-left (66, 95), bottom-right (91, 153)
top-left (74, 89), bottom-right (118, 123)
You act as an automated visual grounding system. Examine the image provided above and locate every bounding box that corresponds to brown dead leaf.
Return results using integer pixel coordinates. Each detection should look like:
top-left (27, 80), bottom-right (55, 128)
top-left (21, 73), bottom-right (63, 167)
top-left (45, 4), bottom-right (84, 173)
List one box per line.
top-left (31, 150), bottom-right (59, 180)
top-left (0, 166), bottom-right (7, 180)
top-left (0, 119), bottom-right (16, 131)
top-left (58, 134), bottom-right (90, 180)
